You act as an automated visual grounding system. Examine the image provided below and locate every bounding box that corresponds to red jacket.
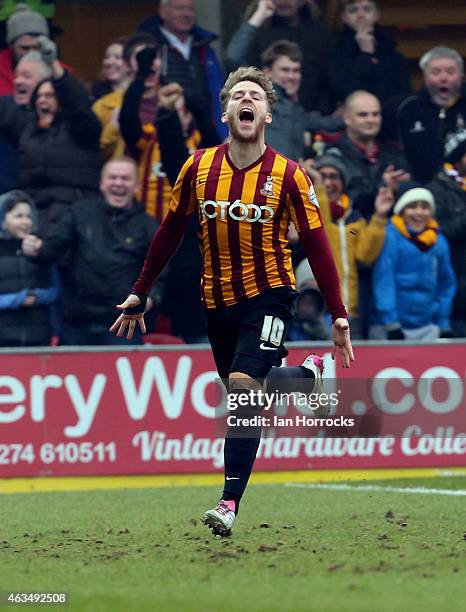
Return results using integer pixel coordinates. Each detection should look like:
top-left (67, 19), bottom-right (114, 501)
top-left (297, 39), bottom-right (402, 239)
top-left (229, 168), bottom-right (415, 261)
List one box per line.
top-left (0, 48), bottom-right (74, 97)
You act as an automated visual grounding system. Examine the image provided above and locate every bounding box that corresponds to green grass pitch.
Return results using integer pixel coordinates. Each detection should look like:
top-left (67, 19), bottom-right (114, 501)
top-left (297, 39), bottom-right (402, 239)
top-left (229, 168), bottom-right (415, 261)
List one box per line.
top-left (1, 477), bottom-right (466, 611)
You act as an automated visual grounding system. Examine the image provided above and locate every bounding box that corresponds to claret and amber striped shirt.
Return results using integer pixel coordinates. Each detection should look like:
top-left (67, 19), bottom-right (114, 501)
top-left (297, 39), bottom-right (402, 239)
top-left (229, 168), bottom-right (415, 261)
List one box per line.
top-left (134, 143), bottom-right (347, 319)
top-left (168, 143), bottom-right (321, 308)
top-left (134, 123), bottom-right (201, 222)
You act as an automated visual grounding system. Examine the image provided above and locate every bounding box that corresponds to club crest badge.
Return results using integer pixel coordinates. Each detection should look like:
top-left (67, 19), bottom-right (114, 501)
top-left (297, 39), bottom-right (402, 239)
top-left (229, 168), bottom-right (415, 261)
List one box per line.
top-left (260, 175), bottom-right (274, 197)
top-left (409, 120), bottom-right (426, 133)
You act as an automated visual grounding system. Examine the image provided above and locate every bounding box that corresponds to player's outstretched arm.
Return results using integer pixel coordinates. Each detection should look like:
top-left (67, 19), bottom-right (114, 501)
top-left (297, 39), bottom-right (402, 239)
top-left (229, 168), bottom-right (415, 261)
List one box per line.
top-left (332, 317), bottom-right (354, 369)
top-left (109, 294), bottom-right (147, 339)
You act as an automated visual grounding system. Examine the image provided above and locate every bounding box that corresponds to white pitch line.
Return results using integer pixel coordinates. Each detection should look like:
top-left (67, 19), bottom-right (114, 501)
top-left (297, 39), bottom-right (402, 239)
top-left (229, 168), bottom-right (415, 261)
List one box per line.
top-left (286, 483), bottom-right (466, 496)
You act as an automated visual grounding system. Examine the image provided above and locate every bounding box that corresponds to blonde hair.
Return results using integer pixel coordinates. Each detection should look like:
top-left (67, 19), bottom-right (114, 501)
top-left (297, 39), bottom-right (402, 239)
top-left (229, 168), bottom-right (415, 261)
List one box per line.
top-left (220, 66), bottom-right (278, 111)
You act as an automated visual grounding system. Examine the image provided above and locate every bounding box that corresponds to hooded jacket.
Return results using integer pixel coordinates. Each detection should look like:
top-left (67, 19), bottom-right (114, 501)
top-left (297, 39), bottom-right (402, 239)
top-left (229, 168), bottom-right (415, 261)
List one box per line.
top-left (372, 221), bottom-right (456, 330)
top-left (0, 193), bottom-right (60, 346)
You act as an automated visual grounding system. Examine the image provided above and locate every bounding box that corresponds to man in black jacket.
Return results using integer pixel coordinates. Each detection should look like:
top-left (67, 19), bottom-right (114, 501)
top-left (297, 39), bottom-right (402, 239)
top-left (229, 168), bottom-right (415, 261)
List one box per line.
top-left (326, 90), bottom-right (408, 219)
top-left (325, 0), bottom-right (411, 109)
top-left (21, 157), bottom-right (162, 345)
top-left (398, 46), bottom-right (466, 184)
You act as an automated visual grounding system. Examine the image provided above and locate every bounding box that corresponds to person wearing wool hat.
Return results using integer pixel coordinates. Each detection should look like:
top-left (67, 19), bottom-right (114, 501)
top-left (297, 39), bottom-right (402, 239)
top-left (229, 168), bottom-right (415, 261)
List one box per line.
top-left (371, 185), bottom-right (456, 340)
top-left (308, 154), bottom-right (393, 337)
top-left (288, 258), bottom-right (329, 341)
top-left (0, 3), bottom-right (71, 97)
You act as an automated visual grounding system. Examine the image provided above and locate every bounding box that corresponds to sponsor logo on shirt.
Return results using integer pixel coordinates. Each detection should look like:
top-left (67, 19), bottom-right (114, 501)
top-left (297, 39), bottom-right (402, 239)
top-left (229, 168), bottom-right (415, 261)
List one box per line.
top-left (199, 199), bottom-right (274, 223)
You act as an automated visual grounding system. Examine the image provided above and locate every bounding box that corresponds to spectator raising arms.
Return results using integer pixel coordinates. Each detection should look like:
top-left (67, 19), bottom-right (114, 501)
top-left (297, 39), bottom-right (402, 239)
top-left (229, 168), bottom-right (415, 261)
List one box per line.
top-left (226, 0), bottom-right (332, 112)
top-left (137, 0), bottom-right (226, 140)
top-left (0, 3), bottom-right (49, 96)
top-left (0, 3), bottom-right (72, 97)
top-left (120, 45), bottom-right (218, 342)
top-left (0, 190), bottom-right (60, 347)
top-left (119, 45), bottom-right (203, 221)
top-left (0, 36), bottom-right (102, 235)
top-left (0, 50), bottom-right (52, 194)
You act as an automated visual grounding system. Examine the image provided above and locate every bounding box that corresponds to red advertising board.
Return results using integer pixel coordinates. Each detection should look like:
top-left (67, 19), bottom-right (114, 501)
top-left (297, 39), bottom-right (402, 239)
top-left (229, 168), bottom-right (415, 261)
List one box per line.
top-left (0, 342), bottom-right (465, 477)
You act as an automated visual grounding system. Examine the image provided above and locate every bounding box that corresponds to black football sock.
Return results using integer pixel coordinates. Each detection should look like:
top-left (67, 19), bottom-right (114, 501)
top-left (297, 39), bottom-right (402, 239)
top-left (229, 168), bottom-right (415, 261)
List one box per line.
top-left (222, 389), bottom-right (261, 514)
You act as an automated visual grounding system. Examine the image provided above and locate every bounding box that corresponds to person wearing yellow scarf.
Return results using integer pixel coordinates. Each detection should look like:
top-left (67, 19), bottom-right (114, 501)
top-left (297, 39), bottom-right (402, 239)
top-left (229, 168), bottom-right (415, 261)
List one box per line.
top-left (312, 155), bottom-right (391, 337)
top-left (372, 186), bottom-right (456, 340)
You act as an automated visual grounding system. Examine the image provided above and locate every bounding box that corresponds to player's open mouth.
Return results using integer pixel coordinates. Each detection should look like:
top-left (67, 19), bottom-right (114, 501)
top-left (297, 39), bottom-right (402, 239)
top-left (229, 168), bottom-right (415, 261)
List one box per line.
top-left (239, 108), bottom-right (255, 124)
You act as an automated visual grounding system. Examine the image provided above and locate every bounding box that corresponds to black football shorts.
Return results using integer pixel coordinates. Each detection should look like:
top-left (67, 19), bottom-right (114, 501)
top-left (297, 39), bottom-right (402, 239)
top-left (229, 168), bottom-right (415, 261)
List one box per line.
top-left (205, 286), bottom-right (298, 380)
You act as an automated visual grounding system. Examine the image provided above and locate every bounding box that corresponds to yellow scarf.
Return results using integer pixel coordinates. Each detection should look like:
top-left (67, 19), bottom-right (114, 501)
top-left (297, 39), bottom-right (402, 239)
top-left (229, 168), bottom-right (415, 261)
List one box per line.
top-left (444, 163), bottom-right (466, 191)
top-left (391, 214), bottom-right (438, 251)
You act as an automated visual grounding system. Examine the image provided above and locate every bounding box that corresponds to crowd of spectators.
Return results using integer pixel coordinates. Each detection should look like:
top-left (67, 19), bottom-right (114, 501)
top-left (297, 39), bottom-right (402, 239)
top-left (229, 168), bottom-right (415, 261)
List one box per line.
top-left (0, 0), bottom-right (465, 346)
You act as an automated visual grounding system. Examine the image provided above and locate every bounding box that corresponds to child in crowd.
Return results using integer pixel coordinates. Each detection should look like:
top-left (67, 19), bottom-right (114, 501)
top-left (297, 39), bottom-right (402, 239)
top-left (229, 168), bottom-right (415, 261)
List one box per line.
top-left (371, 186), bottom-right (456, 340)
top-left (0, 190), bottom-right (60, 346)
top-left (288, 259), bottom-right (330, 341)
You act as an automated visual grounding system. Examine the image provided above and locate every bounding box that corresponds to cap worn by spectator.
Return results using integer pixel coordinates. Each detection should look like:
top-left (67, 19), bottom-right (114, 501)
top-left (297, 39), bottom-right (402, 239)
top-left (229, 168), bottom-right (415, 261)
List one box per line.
top-left (445, 129), bottom-right (466, 164)
top-left (315, 154), bottom-right (350, 187)
top-left (6, 3), bottom-right (49, 44)
top-left (294, 259), bottom-right (325, 312)
top-left (393, 187), bottom-right (436, 216)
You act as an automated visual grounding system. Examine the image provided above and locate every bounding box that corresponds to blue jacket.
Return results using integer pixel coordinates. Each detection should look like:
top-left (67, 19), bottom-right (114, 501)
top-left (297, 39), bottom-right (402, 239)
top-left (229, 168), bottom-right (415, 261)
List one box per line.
top-left (372, 222), bottom-right (456, 329)
top-left (137, 16), bottom-right (227, 141)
